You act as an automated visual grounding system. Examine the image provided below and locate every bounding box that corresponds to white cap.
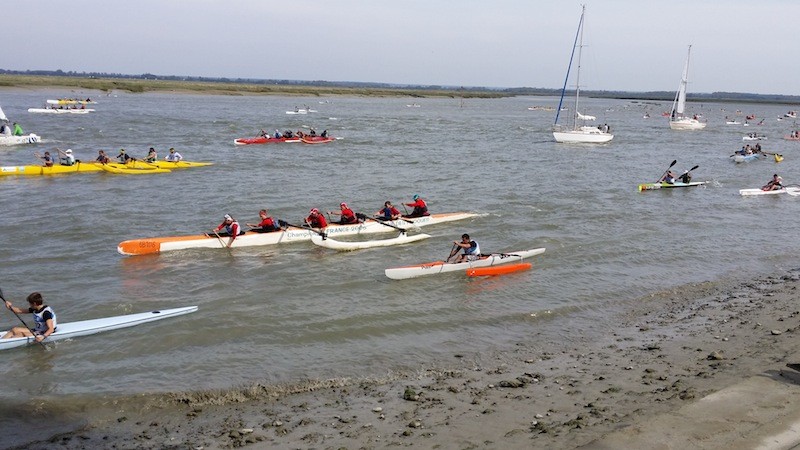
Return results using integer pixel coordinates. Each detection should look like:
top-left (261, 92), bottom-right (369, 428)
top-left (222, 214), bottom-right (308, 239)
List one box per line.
top-left (224, 214), bottom-right (233, 221)
top-left (65, 149), bottom-right (73, 154)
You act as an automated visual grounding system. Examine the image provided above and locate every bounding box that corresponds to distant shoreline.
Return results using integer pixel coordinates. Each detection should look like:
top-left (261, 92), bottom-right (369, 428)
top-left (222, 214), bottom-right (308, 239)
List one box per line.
top-left (2, 74), bottom-right (798, 104)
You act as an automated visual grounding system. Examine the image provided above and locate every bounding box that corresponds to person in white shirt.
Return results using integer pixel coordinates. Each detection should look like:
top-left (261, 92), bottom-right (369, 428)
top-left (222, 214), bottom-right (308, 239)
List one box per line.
top-left (165, 147), bottom-right (183, 162)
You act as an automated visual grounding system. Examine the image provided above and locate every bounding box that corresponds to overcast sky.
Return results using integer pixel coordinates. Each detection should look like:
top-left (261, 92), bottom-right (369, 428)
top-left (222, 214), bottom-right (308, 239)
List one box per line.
top-left (5, 0), bottom-right (799, 95)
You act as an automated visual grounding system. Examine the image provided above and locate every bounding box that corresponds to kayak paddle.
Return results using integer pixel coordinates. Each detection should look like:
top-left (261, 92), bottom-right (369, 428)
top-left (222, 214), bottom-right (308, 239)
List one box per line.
top-left (657, 159), bottom-right (677, 182)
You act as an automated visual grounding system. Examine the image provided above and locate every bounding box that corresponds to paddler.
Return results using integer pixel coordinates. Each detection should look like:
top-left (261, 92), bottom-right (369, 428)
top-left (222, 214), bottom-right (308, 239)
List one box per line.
top-left (37, 151), bottom-right (54, 167)
top-left (165, 148), bottom-right (183, 162)
top-left (659, 170), bottom-right (676, 184)
top-left (328, 202), bottom-right (359, 225)
top-left (246, 209), bottom-right (282, 233)
top-left (57, 148), bottom-right (75, 166)
top-left (305, 208), bottom-right (328, 231)
top-left (143, 147), bottom-right (157, 163)
top-left (403, 194), bottom-right (429, 218)
top-left (12, 122), bottom-right (23, 136)
top-left (212, 214), bottom-right (241, 248)
top-left (117, 149), bottom-right (133, 164)
top-left (1, 292), bottom-right (56, 342)
top-left (96, 150), bottom-right (110, 164)
top-left (452, 233), bottom-right (481, 263)
top-left (762, 174), bottom-right (783, 191)
top-left (375, 201), bottom-right (401, 221)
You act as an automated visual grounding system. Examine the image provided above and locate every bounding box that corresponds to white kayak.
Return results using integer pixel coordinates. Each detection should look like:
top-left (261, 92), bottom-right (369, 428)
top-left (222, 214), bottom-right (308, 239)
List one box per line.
top-left (739, 187), bottom-right (800, 196)
top-left (311, 232), bottom-right (431, 251)
top-left (0, 306), bottom-right (197, 351)
top-left (0, 133), bottom-right (41, 146)
top-left (27, 108), bottom-right (94, 114)
top-left (385, 248), bottom-right (545, 280)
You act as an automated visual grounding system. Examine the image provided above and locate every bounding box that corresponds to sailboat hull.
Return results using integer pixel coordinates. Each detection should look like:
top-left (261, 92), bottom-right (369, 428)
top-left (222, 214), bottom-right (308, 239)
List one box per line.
top-left (669, 118), bottom-right (706, 130)
top-left (553, 128), bottom-right (613, 143)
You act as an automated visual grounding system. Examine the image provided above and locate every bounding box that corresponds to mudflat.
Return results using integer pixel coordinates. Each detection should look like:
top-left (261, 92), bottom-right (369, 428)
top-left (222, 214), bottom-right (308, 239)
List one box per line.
top-left (8, 268), bottom-right (800, 449)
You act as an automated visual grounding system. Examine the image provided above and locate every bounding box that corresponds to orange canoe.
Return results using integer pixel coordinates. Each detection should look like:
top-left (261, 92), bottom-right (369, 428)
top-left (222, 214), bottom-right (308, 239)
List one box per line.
top-left (466, 263), bottom-right (532, 277)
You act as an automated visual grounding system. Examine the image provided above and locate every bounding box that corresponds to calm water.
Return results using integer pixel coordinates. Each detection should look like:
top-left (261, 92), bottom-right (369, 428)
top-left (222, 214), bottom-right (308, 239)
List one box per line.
top-left (1, 89), bottom-right (798, 402)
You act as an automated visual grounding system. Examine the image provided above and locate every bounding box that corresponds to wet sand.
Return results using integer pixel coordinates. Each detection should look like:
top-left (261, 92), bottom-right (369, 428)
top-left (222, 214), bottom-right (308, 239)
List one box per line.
top-left (8, 268), bottom-right (800, 449)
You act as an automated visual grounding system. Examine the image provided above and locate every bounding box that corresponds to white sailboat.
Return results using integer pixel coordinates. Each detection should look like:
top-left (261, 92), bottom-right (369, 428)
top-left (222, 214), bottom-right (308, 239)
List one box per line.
top-left (553, 5), bottom-right (613, 144)
top-left (669, 45), bottom-right (706, 130)
top-left (0, 105), bottom-right (41, 146)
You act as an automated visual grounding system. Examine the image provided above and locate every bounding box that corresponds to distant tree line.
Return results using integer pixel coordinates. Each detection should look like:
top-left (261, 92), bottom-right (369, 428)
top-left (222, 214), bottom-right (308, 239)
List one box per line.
top-left (1, 69), bottom-right (798, 104)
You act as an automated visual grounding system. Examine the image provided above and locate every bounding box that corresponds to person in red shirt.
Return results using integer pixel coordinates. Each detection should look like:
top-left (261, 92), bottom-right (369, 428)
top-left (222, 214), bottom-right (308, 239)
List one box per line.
top-left (212, 214), bottom-right (241, 248)
top-left (328, 202), bottom-right (359, 225)
top-left (403, 194), bottom-right (429, 218)
top-left (305, 208), bottom-right (328, 231)
top-left (375, 201), bottom-right (401, 221)
top-left (246, 209), bottom-right (282, 232)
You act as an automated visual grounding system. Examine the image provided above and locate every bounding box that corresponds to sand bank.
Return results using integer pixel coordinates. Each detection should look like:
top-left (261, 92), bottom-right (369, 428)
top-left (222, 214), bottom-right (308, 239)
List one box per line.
top-left (7, 268), bottom-right (800, 449)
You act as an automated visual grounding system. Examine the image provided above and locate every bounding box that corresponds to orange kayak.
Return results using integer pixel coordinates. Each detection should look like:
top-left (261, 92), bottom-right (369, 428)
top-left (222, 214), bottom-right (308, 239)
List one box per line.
top-left (466, 263), bottom-right (532, 277)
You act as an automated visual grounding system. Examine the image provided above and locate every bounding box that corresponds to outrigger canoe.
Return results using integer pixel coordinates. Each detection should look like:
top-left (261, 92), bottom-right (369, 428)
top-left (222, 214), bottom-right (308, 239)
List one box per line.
top-left (234, 136), bottom-right (301, 145)
top-left (28, 108), bottom-right (94, 114)
top-left (637, 181), bottom-right (708, 191)
top-left (0, 162), bottom-right (103, 176)
top-left (0, 306), bottom-right (197, 351)
top-left (99, 164), bottom-right (171, 175)
top-left (739, 187), bottom-right (800, 196)
top-left (117, 212), bottom-right (477, 256)
top-left (310, 232), bottom-right (431, 251)
top-left (385, 248), bottom-right (545, 280)
top-left (301, 136), bottom-right (335, 144)
top-left (123, 160), bottom-right (213, 169)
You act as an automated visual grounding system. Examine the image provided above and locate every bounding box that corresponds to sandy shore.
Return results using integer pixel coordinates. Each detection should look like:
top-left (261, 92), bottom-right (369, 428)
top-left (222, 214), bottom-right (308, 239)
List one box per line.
top-left (7, 267), bottom-right (800, 449)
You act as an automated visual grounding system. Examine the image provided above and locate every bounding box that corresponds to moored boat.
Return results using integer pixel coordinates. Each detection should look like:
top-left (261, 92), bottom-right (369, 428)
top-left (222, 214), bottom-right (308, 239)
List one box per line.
top-left (233, 136), bottom-right (301, 145)
top-left (385, 248), bottom-right (545, 280)
top-left (552, 6), bottom-right (613, 144)
top-left (637, 181), bottom-right (707, 191)
top-left (117, 212), bottom-right (478, 256)
top-left (310, 232), bottom-right (431, 251)
top-left (668, 46), bottom-right (706, 131)
top-left (0, 306), bottom-right (197, 351)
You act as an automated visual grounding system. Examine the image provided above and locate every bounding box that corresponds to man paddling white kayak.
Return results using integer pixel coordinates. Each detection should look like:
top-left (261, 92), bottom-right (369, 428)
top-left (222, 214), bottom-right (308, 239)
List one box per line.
top-left (2, 292), bottom-right (55, 343)
top-left (452, 233), bottom-right (480, 263)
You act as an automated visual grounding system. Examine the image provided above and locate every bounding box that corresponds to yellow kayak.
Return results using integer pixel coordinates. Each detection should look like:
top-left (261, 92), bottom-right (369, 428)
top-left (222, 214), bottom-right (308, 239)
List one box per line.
top-left (0, 162), bottom-right (103, 176)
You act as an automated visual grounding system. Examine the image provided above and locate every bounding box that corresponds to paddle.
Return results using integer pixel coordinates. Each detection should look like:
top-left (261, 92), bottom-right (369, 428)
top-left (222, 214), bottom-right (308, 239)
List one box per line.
top-left (210, 229), bottom-right (234, 255)
top-left (656, 159), bottom-right (677, 182)
top-left (0, 288), bottom-right (47, 348)
top-left (445, 243), bottom-right (459, 264)
top-left (356, 213), bottom-right (407, 234)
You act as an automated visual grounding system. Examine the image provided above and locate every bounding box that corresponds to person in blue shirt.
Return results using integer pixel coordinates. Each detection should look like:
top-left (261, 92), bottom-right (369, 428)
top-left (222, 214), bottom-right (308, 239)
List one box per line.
top-left (453, 234), bottom-right (481, 263)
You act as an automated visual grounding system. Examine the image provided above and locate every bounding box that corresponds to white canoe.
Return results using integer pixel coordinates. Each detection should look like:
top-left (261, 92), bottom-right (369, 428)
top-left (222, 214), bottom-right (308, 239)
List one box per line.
top-left (0, 133), bottom-right (41, 146)
top-left (28, 108), bottom-right (94, 114)
top-left (118, 212), bottom-right (478, 256)
top-left (739, 187), bottom-right (800, 196)
top-left (385, 248), bottom-right (546, 280)
top-left (311, 232), bottom-right (431, 251)
top-left (0, 306), bottom-right (197, 351)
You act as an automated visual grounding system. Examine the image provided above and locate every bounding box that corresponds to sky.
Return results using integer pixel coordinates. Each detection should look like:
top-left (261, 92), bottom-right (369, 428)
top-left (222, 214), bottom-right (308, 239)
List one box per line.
top-left (5, 0), bottom-right (800, 96)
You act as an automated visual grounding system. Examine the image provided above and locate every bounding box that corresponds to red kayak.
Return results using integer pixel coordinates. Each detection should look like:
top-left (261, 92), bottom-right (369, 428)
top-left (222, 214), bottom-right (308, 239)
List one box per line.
top-left (233, 136), bottom-right (301, 145)
top-left (301, 136), bottom-right (335, 144)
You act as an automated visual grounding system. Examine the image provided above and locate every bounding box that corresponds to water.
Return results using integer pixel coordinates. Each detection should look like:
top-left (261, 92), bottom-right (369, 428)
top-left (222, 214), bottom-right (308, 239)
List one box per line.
top-left (1, 89), bottom-right (798, 401)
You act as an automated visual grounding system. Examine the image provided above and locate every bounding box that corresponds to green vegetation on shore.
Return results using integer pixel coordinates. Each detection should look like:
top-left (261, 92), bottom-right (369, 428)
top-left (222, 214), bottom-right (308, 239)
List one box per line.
top-left (0, 74), bottom-right (508, 99)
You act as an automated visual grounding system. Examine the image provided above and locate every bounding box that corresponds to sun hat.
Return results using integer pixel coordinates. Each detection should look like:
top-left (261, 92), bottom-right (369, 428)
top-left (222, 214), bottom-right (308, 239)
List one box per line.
top-left (65, 149), bottom-right (72, 154)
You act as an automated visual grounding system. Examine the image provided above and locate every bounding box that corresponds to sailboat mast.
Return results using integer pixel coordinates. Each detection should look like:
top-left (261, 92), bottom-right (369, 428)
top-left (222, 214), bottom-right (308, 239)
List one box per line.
top-left (572, 5), bottom-right (586, 130)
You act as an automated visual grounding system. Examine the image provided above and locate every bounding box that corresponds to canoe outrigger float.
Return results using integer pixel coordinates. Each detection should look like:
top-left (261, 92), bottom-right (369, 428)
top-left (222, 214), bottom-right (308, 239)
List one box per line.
top-left (117, 212), bottom-right (478, 256)
top-left (0, 306), bottom-right (197, 351)
top-left (310, 232), bottom-right (431, 251)
top-left (385, 248), bottom-right (545, 280)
